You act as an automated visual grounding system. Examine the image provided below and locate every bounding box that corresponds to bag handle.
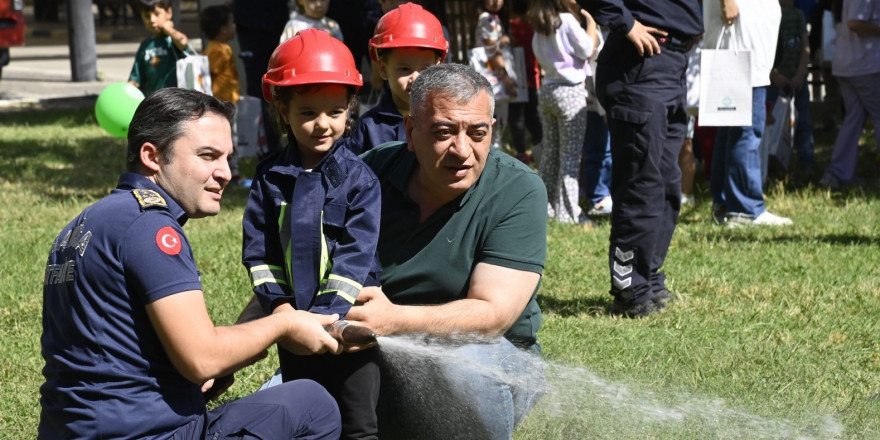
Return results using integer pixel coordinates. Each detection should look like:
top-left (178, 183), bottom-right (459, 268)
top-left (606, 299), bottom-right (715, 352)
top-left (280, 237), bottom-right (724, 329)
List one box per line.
top-left (714, 22), bottom-right (740, 52)
top-left (172, 41), bottom-right (199, 61)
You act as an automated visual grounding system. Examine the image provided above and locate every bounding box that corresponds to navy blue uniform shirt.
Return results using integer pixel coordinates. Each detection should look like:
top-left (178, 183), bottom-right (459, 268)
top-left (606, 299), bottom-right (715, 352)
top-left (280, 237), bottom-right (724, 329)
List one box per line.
top-left (39, 173), bottom-right (205, 439)
top-left (344, 86), bottom-right (407, 155)
top-left (581, 0), bottom-right (703, 38)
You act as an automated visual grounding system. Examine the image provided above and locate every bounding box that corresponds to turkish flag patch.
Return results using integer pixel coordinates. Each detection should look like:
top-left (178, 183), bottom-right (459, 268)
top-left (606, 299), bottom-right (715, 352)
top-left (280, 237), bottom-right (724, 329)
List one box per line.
top-left (156, 226), bottom-right (182, 256)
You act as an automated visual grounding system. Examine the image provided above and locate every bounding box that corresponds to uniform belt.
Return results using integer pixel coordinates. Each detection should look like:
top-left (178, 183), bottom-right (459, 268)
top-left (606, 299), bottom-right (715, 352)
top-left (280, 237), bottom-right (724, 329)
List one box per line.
top-left (657, 35), bottom-right (694, 53)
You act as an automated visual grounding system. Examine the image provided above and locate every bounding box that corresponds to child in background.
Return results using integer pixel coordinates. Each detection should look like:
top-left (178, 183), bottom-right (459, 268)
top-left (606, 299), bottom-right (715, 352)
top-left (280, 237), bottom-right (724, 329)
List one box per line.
top-left (508, 0), bottom-right (543, 165)
top-left (346, 3), bottom-right (448, 154)
top-left (242, 28), bottom-right (383, 440)
top-left (528, 0), bottom-right (597, 225)
top-left (279, 0), bottom-right (343, 43)
top-left (128, 0), bottom-right (194, 95)
top-left (769, 0), bottom-right (815, 178)
top-left (368, 0), bottom-right (451, 91)
top-left (582, 79), bottom-right (614, 217)
top-left (581, 26), bottom-right (612, 217)
top-left (200, 4), bottom-right (243, 183)
top-left (201, 5), bottom-right (240, 105)
top-left (680, 41), bottom-right (702, 207)
top-left (475, 0), bottom-right (516, 151)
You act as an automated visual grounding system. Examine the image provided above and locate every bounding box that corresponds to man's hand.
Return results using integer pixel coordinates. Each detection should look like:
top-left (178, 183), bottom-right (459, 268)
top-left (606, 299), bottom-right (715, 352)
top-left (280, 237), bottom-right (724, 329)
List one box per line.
top-left (344, 286), bottom-right (399, 337)
top-left (720, 0), bottom-right (739, 26)
top-left (626, 19), bottom-right (666, 57)
top-left (273, 306), bottom-right (343, 355)
top-left (201, 374), bottom-right (235, 401)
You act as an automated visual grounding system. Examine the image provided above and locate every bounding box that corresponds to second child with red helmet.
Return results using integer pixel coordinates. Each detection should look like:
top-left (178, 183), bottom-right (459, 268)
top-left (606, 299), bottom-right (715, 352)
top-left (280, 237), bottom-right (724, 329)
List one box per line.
top-left (240, 28), bottom-right (384, 439)
top-left (343, 3), bottom-right (449, 155)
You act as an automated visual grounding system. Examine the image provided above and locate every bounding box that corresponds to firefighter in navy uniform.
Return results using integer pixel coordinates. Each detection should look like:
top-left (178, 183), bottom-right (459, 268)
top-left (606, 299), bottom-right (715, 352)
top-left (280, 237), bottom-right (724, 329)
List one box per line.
top-left (38, 88), bottom-right (342, 440)
top-left (583, 0), bottom-right (703, 317)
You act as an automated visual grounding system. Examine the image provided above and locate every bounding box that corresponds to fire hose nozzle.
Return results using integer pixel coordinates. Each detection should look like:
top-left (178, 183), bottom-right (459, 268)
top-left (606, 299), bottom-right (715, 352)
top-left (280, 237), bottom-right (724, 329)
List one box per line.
top-left (324, 320), bottom-right (378, 345)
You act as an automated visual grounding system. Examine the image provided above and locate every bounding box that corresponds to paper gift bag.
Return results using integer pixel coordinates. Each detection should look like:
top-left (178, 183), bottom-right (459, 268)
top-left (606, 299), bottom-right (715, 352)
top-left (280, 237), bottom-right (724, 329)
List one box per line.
top-left (176, 54), bottom-right (213, 96)
top-left (759, 94), bottom-right (794, 182)
top-left (235, 96), bottom-right (267, 158)
top-left (699, 26), bottom-right (751, 127)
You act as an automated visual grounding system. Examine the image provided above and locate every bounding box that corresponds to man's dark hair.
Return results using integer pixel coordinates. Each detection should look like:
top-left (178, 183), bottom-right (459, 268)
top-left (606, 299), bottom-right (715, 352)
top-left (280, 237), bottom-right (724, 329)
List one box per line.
top-left (200, 5), bottom-right (230, 40)
top-left (126, 88), bottom-right (235, 171)
top-left (138, 0), bottom-right (172, 13)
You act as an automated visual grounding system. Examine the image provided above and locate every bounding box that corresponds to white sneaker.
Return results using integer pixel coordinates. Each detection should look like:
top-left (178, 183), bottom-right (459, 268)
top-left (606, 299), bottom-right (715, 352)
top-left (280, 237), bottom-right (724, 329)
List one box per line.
top-left (681, 194), bottom-right (695, 206)
top-left (753, 211), bottom-right (793, 226)
top-left (587, 195), bottom-right (613, 216)
top-left (728, 211), bottom-right (792, 227)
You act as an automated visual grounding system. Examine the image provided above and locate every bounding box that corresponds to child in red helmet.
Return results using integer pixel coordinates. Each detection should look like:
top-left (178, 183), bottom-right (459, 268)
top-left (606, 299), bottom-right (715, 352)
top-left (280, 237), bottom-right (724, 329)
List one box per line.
top-left (240, 28), bottom-right (384, 438)
top-left (344, 2), bottom-right (449, 154)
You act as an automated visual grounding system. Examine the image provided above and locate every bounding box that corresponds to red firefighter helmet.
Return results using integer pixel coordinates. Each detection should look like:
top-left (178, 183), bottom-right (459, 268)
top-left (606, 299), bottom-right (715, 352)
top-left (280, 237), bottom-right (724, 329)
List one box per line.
top-left (262, 28), bottom-right (363, 102)
top-left (369, 3), bottom-right (448, 62)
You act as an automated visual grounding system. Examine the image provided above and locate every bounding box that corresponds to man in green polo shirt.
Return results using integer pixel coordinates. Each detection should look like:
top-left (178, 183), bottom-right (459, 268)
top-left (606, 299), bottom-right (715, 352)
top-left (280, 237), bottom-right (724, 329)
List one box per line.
top-left (348, 63), bottom-right (548, 440)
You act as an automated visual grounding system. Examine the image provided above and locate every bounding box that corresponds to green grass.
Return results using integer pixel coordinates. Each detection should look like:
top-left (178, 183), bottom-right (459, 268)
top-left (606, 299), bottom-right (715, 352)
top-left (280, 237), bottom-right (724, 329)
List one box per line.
top-left (2, 108), bottom-right (879, 439)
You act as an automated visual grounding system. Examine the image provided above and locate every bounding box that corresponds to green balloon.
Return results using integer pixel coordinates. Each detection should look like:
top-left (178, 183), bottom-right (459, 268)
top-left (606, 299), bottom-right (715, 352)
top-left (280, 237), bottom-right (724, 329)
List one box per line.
top-left (95, 82), bottom-right (145, 138)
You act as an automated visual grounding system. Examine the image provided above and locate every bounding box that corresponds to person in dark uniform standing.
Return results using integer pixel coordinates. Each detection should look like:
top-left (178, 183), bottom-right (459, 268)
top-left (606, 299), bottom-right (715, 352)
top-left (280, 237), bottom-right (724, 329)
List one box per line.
top-left (584, 0), bottom-right (703, 317)
top-left (38, 88), bottom-right (342, 440)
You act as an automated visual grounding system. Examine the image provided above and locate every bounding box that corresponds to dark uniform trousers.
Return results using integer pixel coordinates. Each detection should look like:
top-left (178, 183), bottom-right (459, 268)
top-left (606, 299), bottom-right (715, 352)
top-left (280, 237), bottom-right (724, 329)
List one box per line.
top-left (595, 33), bottom-right (689, 304)
top-left (280, 348), bottom-right (381, 440)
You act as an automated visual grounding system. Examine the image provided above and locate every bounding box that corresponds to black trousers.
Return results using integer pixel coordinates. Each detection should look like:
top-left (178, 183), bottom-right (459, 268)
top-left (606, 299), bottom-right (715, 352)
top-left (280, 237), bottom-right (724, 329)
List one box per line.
top-left (279, 347), bottom-right (380, 440)
top-left (595, 34), bottom-right (689, 304)
top-left (508, 87), bottom-right (543, 154)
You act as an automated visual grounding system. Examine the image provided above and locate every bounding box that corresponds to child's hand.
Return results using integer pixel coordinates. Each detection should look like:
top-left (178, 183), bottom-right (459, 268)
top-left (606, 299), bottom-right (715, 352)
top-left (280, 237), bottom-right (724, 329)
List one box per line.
top-left (160, 20), bottom-right (176, 36)
top-left (501, 74), bottom-right (518, 98)
top-left (770, 70), bottom-right (789, 92)
top-left (581, 8), bottom-right (599, 55)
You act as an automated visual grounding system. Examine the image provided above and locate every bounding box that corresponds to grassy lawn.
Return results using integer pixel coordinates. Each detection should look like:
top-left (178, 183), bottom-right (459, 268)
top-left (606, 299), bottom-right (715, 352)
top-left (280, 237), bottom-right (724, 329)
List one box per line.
top-left (1, 107), bottom-right (878, 439)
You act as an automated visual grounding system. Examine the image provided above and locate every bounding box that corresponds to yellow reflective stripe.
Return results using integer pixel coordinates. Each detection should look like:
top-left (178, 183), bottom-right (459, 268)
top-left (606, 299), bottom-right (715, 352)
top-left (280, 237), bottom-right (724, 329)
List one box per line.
top-left (279, 202), bottom-right (292, 282)
top-left (249, 264), bottom-right (288, 287)
top-left (319, 211), bottom-right (329, 282)
top-left (317, 274), bottom-right (361, 304)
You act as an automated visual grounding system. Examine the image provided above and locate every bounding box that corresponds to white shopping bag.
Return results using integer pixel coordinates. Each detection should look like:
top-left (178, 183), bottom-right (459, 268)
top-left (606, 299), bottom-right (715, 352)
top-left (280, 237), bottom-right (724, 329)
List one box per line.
top-left (759, 94), bottom-right (794, 182)
top-left (235, 96), bottom-right (267, 158)
top-left (176, 53), bottom-right (213, 95)
top-left (468, 46), bottom-right (527, 103)
top-left (699, 26), bottom-right (751, 126)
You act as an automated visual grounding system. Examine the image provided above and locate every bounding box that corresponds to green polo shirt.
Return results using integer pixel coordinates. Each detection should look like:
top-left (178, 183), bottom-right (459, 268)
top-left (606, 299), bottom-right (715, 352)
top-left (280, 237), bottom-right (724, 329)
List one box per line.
top-left (361, 141), bottom-right (547, 350)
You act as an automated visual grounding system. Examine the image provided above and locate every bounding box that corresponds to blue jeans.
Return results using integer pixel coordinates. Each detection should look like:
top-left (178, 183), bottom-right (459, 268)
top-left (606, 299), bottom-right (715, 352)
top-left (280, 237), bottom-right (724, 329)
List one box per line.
top-left (767, 84), bottom-right (815, 170)
top-left (375, 337), bottom-right (546, 440)
top-left (580, 110), bottom-right (613, 206)
top-left (711, 86), bottom-right (767, 217)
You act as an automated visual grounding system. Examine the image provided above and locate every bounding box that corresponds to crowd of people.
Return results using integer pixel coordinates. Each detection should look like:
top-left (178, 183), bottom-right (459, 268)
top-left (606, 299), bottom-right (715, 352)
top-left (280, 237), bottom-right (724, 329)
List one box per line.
top-left (37, 0), bottom-right (879, 439)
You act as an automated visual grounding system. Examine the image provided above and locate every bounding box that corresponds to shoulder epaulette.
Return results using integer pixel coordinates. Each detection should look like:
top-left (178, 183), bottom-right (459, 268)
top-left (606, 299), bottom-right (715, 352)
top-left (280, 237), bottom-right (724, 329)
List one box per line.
top-left (131, 189), bottom-right (168, 211)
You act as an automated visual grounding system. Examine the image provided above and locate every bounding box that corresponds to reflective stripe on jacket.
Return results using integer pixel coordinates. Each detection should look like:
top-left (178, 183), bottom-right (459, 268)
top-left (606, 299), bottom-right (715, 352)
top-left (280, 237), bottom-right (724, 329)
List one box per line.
top-left (242, 140), bottom-right (382, 317)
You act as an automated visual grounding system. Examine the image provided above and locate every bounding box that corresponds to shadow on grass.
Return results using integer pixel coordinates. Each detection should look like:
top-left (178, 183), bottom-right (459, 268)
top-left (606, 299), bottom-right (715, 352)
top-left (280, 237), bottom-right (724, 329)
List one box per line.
top-left (538, 294), bottom-right (612, 318)
top-left (1, 108), bottom-right (252, 209)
